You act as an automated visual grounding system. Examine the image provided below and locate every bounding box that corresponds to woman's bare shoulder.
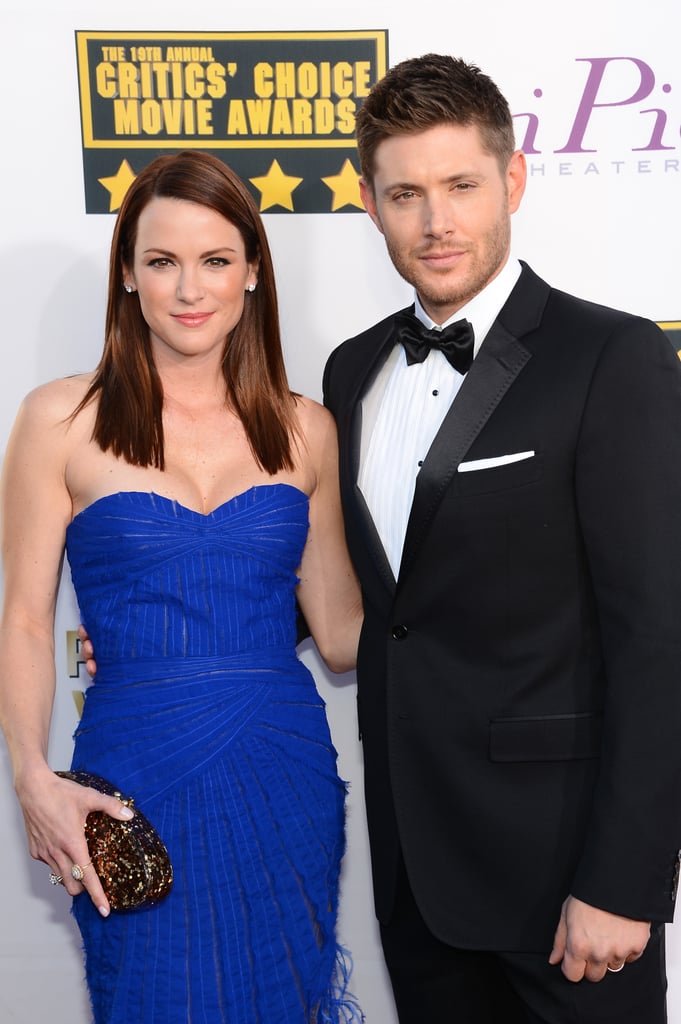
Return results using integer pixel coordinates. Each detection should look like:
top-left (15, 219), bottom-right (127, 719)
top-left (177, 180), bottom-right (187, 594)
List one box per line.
top-left (18, 373), bottom-right (96, 425)
top-left (290, 394), bottom-right (340, 493)
top-left (292, 393), bottom-right (336, 437)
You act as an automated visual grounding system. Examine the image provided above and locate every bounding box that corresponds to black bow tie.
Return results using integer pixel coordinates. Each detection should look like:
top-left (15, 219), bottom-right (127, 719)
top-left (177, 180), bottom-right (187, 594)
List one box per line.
top-left (395, 311), bottom-right (475, 375)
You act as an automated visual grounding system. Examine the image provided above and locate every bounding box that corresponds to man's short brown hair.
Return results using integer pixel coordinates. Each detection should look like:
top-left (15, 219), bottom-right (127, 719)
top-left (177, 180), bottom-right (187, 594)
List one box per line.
top-left (355, 53), bottom-right (516, 186)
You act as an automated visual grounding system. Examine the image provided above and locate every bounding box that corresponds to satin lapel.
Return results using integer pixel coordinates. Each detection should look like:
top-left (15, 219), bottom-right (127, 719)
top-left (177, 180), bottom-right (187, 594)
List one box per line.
top-left (338, 320), bottom-right (405, 596)
top-left (398, 318), bottom-right (532, 582)
top-left (351, 478), bottom-right (398, 593)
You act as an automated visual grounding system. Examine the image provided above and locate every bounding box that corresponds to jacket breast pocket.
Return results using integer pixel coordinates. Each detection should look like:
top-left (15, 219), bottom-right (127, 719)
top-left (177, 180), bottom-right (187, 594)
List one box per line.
top-left (489, 711), bottom-right (602, 763)
top-left (455, 453), bottom-right (542, 496)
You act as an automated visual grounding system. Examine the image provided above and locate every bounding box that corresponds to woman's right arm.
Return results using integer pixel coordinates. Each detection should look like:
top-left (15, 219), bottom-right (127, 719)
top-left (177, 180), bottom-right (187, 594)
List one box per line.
top-left (0, 384), bottom-right (130, 915)
top-left (0, 386), bottom-right (73, 781)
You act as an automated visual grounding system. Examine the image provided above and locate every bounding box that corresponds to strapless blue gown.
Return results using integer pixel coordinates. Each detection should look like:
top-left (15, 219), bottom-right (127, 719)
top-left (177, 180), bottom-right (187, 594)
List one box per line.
top-left (65, 485), bottom-right (362, 1024)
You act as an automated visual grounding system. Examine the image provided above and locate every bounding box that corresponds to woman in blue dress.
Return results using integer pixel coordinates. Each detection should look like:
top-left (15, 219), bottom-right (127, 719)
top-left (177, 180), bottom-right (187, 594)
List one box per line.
top-left (0, 151), bottom-right (364, 1023)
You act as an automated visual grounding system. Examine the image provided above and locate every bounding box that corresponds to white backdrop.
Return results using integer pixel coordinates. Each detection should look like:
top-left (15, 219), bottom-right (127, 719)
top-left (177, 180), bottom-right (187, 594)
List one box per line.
top-left (0, 2), bottom-right (679, 1021)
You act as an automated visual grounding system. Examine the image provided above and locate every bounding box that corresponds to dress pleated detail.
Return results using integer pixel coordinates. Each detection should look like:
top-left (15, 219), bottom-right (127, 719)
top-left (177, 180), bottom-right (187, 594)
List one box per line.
top-left (65, 485), bottom-right (363, 1023)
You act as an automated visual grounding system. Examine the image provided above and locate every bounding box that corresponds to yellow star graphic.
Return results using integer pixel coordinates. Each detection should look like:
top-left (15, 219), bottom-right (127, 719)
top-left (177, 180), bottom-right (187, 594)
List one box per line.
top-left (322, 159), bottom-right (363, 212)
top-left (98, 159), bottom-right (137, 213)
top-left (250, 160), bottom-right (303, 212)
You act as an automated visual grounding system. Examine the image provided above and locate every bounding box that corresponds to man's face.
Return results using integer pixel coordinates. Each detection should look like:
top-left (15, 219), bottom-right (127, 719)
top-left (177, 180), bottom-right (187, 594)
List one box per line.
top-left (360, 123), bottom-right (526, 324)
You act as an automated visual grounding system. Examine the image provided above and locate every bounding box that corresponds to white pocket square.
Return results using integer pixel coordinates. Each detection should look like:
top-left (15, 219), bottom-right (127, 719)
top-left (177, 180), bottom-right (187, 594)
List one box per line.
top-left (458, 451), bottom-right (535, 473)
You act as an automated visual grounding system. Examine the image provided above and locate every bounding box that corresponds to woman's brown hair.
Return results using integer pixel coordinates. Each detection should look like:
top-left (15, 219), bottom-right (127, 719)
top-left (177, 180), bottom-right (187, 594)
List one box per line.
top-left (74, 150), bottom-right (298, 473)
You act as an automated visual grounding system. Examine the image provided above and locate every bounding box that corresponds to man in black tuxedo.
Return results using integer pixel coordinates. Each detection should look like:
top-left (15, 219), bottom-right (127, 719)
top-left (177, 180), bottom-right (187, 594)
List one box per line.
top-left (323, 53), bottom-right (681, 1022)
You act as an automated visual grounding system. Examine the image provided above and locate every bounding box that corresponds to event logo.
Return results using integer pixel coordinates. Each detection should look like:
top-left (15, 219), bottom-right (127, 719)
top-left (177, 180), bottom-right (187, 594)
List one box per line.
top-left (513, 56), bottom-right (680, 179)
top-left (75, 30), bottom-right (387, 214)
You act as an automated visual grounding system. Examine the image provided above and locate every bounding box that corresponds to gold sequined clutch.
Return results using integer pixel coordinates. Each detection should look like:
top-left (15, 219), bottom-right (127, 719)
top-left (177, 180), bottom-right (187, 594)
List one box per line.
top-left (55, 770), bottom-right (173, 911)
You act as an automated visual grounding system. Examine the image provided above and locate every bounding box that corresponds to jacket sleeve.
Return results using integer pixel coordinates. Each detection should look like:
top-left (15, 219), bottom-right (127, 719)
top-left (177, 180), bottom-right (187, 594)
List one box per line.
top-left (570, 317), bottom-right (681, 923)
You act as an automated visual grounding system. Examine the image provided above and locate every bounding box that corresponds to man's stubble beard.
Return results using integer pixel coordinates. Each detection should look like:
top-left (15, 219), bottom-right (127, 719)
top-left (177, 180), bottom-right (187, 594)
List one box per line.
top-left (384, 207), bottom-right (511, 319)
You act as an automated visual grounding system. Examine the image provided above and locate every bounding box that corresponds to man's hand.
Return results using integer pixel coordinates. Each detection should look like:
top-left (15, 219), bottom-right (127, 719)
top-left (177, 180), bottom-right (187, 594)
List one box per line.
top-left (77, 625), bottom-right (97, 678)
top-left (549, 894), bottom-right (650, 982)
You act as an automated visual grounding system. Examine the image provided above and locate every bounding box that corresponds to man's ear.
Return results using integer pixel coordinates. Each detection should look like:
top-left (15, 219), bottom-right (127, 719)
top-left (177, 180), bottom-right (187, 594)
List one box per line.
top-left (507, 150), bottom-right (527, 214)
top-left (359, 179), bottom-right (385, 235)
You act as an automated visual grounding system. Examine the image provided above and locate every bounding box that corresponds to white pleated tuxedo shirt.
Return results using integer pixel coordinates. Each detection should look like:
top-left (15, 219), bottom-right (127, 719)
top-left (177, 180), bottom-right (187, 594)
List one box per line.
top-left (358, 258), bottom-right (522, 578)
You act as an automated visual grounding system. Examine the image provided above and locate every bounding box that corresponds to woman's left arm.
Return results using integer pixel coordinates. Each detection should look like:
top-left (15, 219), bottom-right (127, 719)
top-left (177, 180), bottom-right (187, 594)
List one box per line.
top-left (295, 401), bottom-right (363, 674)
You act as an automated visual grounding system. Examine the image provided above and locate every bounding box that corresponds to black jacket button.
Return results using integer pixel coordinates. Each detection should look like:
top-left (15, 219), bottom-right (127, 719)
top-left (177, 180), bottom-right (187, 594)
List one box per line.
top-left (392, 624), bottom-right (408, 640)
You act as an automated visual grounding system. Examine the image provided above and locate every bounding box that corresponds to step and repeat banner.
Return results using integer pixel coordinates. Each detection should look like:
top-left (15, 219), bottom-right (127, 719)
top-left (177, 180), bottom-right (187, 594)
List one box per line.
top-left (0, 2), bottom-right (678, 1021)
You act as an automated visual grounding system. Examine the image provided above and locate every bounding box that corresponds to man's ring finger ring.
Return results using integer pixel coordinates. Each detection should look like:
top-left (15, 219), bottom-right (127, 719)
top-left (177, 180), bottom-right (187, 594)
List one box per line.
top-left (48, 871), bottom-right (63, 886)
top-left (70, 862), bottom-right (90, 881)
top-left (607, 961), bottom-right (625, 973)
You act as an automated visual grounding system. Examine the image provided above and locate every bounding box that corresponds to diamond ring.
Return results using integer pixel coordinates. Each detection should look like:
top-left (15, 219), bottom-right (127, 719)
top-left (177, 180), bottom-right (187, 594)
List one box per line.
top-left (70, 862), bottom-right (91, 882)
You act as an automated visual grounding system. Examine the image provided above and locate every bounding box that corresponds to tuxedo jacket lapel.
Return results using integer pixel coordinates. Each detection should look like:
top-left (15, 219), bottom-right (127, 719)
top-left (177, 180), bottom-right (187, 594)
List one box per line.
top-left (398, 273), bottom-right (544, 582)
top-left (351, 479), bottom-right (398, 593)
top-left (335, 319), bottom-right (404, 596)
top-left (331, 266), bottom-right (548, 593)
